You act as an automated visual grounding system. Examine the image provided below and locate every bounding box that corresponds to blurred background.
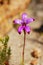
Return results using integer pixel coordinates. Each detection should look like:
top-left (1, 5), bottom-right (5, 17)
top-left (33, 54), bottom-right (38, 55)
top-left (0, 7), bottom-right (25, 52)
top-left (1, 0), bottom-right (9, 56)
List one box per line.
top-left (27, 0), bottom-right (43, 35)
top-left (0, 0), bottom-right (43, 65)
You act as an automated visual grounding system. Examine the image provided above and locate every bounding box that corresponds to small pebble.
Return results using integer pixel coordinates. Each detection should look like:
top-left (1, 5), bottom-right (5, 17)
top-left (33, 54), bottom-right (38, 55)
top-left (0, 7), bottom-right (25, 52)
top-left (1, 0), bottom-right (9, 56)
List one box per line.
top-left (31, 48), bottom-right (41, 58)
top-left (30, 59), bottom-right (38, 65)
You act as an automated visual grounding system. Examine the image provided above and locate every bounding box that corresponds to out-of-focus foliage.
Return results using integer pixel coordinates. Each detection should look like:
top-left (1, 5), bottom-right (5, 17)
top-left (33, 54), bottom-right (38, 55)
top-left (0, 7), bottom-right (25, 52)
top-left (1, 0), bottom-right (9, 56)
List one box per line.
top-left (0, 35), bottom-right (11, 65)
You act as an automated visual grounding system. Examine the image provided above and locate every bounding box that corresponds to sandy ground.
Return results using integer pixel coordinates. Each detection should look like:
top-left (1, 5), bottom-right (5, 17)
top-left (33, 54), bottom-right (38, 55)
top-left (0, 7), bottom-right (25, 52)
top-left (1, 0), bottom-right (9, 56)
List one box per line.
top-left (0, 1), bottom-right (43, 65)
top-left (8, 27), bottom-right (43, 65)
top-left (7, 9), bottom-right (43, 65)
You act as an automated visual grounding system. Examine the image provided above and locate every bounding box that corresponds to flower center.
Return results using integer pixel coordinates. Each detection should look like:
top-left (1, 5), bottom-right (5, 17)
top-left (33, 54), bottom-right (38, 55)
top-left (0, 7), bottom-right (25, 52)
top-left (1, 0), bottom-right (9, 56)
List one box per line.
top-left (22, 22), bottom-right (26, 31)
top-left (22, 22), bottom-right (26, 26)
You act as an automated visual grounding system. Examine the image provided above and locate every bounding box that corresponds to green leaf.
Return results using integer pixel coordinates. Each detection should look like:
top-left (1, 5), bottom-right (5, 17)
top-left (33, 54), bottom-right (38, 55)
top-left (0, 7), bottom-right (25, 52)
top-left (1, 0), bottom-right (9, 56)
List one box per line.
top-left (7, 47), bottom-right (11, 56)
top-left (0, 38), bottom-right (4, 44)
top-left (5, 35), bottom-right (9, 43)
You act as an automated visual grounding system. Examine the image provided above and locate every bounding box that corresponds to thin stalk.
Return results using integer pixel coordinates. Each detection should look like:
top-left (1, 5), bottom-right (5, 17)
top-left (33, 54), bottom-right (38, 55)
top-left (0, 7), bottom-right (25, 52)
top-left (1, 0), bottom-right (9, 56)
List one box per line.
top-left (22, 30), bottom-right (26, 65)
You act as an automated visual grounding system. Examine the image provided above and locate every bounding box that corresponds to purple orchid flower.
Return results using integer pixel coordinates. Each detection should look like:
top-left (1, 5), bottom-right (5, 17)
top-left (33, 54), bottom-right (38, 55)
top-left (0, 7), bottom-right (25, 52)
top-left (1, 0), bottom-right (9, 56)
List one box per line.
top-left (13, 13), bottom-right (35, 65)
top-left (13, 13), bottom-right (35, 34)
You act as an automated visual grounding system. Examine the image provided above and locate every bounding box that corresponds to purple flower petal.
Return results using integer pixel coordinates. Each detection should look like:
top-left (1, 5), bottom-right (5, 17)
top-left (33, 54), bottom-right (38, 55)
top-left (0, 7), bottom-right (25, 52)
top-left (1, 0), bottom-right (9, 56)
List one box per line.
top-left (25, 26), bottom-right (30, 34)
top-left (26, 18), bottom-right (35, 24)
top-left (13, 19), bottom-right (23, 24)
top-left (22, 13), bottom-right (28, 21)
top-left (18, 26), bottom-right (23, 34)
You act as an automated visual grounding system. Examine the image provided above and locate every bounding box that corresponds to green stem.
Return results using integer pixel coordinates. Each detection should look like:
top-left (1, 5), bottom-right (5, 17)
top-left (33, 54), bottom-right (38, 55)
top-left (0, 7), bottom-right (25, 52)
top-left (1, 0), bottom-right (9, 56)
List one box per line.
top-left (22, 30), bottom-right (26, 65)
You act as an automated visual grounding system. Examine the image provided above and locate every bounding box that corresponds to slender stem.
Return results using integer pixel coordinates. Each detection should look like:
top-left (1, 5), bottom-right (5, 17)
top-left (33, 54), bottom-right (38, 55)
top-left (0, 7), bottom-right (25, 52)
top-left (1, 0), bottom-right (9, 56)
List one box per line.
top-left (22, 30), bottom-right (26, 65)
